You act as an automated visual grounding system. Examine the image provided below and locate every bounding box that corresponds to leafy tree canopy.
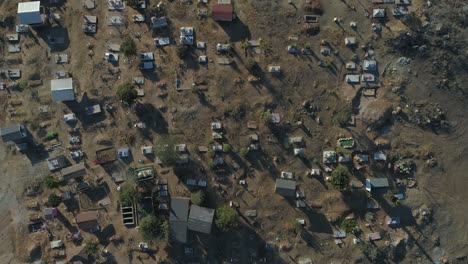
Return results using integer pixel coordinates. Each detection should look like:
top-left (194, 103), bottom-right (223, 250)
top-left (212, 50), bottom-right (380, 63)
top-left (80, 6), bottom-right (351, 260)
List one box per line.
top-left (330, 164), bottom-right (351, 191)
top-left (117, 82), bottom-right (138, 105)
top-left (215, 205), bottom-right (238, 232)
top-left (139, 215), bottom-right (169, 241)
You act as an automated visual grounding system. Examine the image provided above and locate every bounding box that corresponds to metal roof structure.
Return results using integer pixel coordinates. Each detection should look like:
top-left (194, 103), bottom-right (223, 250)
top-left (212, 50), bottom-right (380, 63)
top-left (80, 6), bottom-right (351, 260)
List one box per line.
top-left (51, 78), bottom-right (74, 101)
top-left (275, 179), bottom-right (297, 197)
top-left (0, 124), bottom-right (26, 142)
top-left (170, 197), bottom-right (190, 243)
top-left (17, 1), bottom-right (42, 25)
top-left (211, 4), bottom-right (234, 21)
top-left (188, 205), bottom-right (215, 234)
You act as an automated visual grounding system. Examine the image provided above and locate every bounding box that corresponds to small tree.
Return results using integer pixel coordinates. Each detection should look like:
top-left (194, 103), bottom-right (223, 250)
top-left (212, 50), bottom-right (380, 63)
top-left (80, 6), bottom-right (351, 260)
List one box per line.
top-left (240, 38), bottom-right (249, 57)
top-left (341, 219), bottom-right (359, 233)
top-left (48, 193), bottom-right (61, 207)
top-left (290, 219), bottom-right (303, 234)
top-left (120, 36), bottom-right (137, 57)
top-left (176, 45), bottom-right (188, 59)
top-left (84, 240), bottom-right (99, 257)
top-left (155, 136), bottom-right (178, 166)
top-left (260, 111), bottom-right (272, 124)
top-left (17, 80), bottom-right (28, 92)
top-left (119, 181), bottom-right (136, 207)
top-left (223, 143), bottom-right (232, 153)
top-left (330, 164), bottom-right (350, 191)
top-left (139, 215), bottom-right (169, 241)
top-left (239, 147), bottom-right (249, 158)
top-left (44, 175), bottom-right (57, 189)
top-left (215, 205), bottom-right (238, 231)
top-left (117, 82), bottom-right (138, 105)
top-left (207, 149), bottom-right (215, 158)
top-left (191, 190), bottom-right (205, 206)
top-left (207, 161), bottom-right (216, 171)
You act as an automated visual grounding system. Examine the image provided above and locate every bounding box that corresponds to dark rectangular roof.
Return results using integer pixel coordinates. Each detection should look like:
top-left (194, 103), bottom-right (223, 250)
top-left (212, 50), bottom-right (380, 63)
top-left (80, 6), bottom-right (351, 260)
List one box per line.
top-left (61, 163), bottom-right (87, 180)
top-left (188, 205), bottom-right (215, 234)
top-left (275, 179), bottom-right (296, 197)
top-left (170, 221), bottom-right (187, 243)
top-left (169, 197), bottom-right (190, 222)
top-left (76, 211), bottom-right (99, 230)
top-left (367, 178), bottom-right (389, 188)
top-left (0, 124), bottom-right (25, 142)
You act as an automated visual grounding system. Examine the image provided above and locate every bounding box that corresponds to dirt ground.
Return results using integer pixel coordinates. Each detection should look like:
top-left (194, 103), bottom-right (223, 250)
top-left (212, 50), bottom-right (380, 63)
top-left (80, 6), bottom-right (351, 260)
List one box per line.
top-left (0, 0), bottom-right (468, 263)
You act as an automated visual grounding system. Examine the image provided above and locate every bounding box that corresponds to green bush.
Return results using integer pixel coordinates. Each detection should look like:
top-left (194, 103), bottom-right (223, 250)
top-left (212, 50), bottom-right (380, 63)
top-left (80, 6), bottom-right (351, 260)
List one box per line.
top-left (223, 144), bottom-right (232, 153)
top-left (120, 36), bottom-right (137, 57)
top-left (48, 193), bottom-right (61, 207)
top-left (84, 240), bottom-right (99, 256)
top-left (239, 147), bottom-right (249, 158)
top-left (207, 161), bottom-right (216, 170)
top-left (139, 215), bottom-right (169, 241)
top-left (215, 205), bottom-right (238, 231)
top-left (44, 175), bottom-right (56, 189)
top-left (191, 190), bottom-right (205, 206)
top-left (260, 111), bottom-right (272, 124)
top-left (119, 181), bottom-right (136, 207)
top-left (207, 149), bottom-right (215, 158)
top-left (330, 164), bottom-right (350, 191)
top-left (117, 82), bottom-right (138, 105)
top-left (341, 218), bottom-right (358, 233)
top-left (17, 80), bottom-right (28, 92)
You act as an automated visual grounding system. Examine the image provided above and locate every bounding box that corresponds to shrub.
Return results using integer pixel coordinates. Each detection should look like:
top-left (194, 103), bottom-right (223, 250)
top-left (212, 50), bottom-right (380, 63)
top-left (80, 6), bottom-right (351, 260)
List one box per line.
top-left (215, 205), bottom-right (238, 231)
top-left (119, 181), bottom-right (136, 207)
top-left (120, 36), bottom-right (137, 57)
top-left (44, 175), bottom-right (56, 189)
top-left (191, 190), bottom-right (205, 206)
top-left (139, 215), bottom-right (169, 241)
top-left (48, 193), bottom-right (61, 207)
top-left (207, 161), bottom-right (216, 170)
top-left (84, 240), bottom-right (99, 256)
top-left (207, 149), bottom-right (215, 158)
top-left (260, 111), bottom-right (272, 124)
top-left (117, 82), bottom-right (137, 105)
top-left (341, 219), bottom-right (359, 233)
top-left (17, 80), bottom-right (28, 92)
top-left (239, 147), bottom-right (249, 158)
top-left (330, 164), bottom-right (350, 191)
top-left (223, 143), bottom-right (232, 153)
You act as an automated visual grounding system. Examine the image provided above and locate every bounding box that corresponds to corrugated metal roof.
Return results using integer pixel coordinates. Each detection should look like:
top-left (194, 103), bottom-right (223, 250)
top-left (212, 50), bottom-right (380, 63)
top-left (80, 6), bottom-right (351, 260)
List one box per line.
top-left (169, 197), bottom-right (190, 222)
top-left (188, 205), bottom-right (214, 234)
top-left (51, 78), bottom-right (74, 101)
top-left (18, 1), bottom-right (40, 13)
top-left (51, 78), bottom-right (73, 91)
top-left (0, 124), bottom-right (26, 142)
